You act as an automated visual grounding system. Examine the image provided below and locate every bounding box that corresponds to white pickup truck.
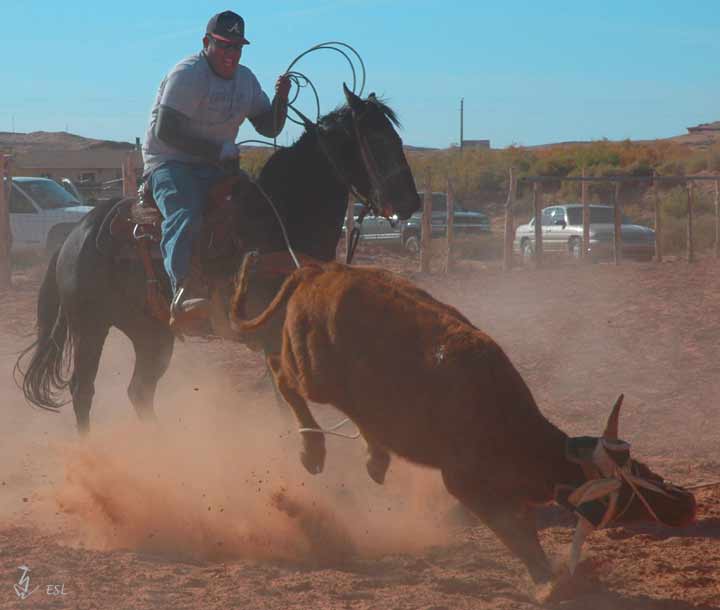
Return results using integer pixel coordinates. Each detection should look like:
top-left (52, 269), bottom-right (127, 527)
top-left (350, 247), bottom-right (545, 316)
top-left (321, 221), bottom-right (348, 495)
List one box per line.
top-left (5, 177), bottom-right (94, 255)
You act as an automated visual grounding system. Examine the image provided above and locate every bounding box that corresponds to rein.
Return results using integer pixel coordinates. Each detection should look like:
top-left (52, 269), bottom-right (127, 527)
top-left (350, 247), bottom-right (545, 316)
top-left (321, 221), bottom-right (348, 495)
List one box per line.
top-left (346, 227), bottom-right (361, 264)
top-left (351, 111), bottom-right (408, 217)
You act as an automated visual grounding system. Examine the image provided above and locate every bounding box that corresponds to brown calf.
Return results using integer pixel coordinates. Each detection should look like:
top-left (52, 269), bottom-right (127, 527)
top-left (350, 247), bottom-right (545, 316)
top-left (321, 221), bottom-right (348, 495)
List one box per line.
top-left (230, 255), bottom-right (695, 592)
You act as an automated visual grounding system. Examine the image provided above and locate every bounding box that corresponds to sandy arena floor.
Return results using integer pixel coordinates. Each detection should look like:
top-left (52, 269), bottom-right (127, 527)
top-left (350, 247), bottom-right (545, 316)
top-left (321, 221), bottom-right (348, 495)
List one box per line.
top-left (0, 248), bottom-right (719, 609)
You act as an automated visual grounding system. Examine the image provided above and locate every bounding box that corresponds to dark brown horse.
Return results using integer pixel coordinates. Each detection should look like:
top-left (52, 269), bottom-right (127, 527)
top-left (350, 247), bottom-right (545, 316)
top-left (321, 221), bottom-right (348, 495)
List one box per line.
top-left (229, 258), bottom-right (696, 595)
top-left (16, 87), bottom-right (420, 432)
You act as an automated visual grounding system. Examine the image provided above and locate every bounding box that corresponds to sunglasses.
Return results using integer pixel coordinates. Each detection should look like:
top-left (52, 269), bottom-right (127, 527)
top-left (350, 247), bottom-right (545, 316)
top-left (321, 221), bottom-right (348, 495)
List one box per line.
top-left (209, 35), bottom-right (245, 52)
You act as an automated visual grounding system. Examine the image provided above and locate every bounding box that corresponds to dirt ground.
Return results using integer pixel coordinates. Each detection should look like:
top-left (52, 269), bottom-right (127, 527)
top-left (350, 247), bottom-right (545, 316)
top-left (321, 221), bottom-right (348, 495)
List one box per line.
top-left (1, 248), bottom-right (719, 610)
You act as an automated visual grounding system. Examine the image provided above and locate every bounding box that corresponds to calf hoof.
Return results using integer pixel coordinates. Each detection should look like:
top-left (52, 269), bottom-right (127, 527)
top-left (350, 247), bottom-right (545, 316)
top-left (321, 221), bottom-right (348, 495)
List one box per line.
top-left (533, 566), bottom-right (595, 604)
top-left (366, 451), bottom-right (390, 485)
top-left (300, 435), bottom-right (326, 475)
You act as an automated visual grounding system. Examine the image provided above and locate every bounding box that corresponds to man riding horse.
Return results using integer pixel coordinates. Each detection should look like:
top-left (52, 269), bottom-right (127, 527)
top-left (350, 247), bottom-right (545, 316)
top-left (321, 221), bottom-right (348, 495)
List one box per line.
top-left (142, 10), bottom-right (291, 329)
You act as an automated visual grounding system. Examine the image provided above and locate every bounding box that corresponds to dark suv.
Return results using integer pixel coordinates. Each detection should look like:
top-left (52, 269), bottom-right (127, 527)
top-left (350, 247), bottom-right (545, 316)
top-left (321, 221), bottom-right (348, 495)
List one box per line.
top-left (347, 192), bottom-right (491, 253)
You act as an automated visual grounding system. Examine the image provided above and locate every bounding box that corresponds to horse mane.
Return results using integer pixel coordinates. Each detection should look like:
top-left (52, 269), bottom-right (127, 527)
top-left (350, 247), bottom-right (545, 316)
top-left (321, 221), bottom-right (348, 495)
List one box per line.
top-left (263, 96), bottom-right (401, 163)
top-left (318, 96), bottom-right (401, 130)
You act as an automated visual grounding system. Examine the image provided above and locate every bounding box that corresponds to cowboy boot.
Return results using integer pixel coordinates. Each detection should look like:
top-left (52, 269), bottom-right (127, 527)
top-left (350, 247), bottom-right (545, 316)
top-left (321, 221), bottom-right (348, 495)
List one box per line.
top-left (169, 259), bottom-right (211, 333)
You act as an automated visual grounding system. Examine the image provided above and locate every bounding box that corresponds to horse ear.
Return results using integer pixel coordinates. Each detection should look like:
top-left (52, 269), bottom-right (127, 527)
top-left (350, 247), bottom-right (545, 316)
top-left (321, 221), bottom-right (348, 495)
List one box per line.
top-left (602, 394), bottom-right (624, 440)
top-left (343, 83), bottom-right (364, 114)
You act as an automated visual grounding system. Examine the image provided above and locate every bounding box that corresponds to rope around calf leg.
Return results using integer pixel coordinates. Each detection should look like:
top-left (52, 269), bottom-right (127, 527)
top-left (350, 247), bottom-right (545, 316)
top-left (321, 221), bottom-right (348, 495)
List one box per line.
top-left (298, 418), bottom-right (361, 440)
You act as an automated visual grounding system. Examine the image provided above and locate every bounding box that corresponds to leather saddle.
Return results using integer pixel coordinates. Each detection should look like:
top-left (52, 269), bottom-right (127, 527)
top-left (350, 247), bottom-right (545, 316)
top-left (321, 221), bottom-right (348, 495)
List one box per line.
top-left (101, 173), bottom-right (254, 325)
top-left (107, 174), bottom-right (252, 255)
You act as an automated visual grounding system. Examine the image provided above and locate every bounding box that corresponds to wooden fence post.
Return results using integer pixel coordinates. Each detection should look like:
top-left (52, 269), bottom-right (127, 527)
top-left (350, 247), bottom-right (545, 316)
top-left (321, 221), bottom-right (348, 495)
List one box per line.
top-left (581, 168), bottom-right (590, 262)
top-left (503, 168), bottom-right (516, 272)
top-left (122, 153), bottom-right (137, 198)
top-left (445, 177), bottom-right (455, 274)
top-left (0, 155), bottom-right (13, 290)
top-left (714, 180), bottom-right (719, 259)
top-left (613, 182), bottom-right (622, 265)
top-left (344, 195), bottom-right (355, 263)
top-left (653, 176), bottom-right (663, 263)
top-left (687, 181), bottom-right (695, 263)
top-left (533, 182), bottom-right (543, 268)
top-left (420, 169), bottom-right (432, 273)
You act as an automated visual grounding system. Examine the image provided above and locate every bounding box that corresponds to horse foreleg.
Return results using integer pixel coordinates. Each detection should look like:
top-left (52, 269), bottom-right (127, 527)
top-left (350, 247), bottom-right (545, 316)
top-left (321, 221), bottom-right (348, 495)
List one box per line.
top-left (125, 322), bottom-right (174, 423)
top-left (266, 353), bottom-right (325, 475)
top-left (69, 325), bottom-right (110, 435)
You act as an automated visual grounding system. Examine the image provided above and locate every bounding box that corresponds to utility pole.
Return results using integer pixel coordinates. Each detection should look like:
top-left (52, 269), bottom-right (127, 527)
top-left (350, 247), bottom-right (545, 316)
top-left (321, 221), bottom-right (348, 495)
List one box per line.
top-left (459, 98), bottom-right (464, 150)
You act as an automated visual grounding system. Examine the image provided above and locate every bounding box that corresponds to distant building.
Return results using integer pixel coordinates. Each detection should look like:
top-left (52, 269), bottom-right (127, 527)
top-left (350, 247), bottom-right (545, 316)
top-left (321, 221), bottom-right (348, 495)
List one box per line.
top-left (462, 139), bottom-right (491, 150)
top-left (686, 121), bottom-right (720, 134)
top-left (12, 146), bottom-right (142, 186)
top-left (0, 131), bottom-right (141, 185)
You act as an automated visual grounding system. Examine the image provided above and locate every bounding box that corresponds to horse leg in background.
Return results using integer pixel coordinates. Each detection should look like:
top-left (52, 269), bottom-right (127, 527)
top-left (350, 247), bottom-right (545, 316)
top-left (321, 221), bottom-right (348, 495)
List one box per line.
top-left (364, 440), bottom-right (391, 485)
top-left (266, 360), bottom-right (286, 408)
top-left (69, 323), bottom-right (110, 434)
top-left (117, 317), bottom-right (175, 423)
top-left (442, 466), bottom-right (553, 588)
top-left (266, 353), bottom-right (326, 475)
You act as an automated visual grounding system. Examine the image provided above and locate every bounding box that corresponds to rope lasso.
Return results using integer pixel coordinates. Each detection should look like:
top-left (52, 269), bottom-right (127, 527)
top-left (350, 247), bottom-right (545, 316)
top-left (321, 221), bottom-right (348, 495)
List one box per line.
top-left (299, 418), bottom-right (360, 440)
top-left (234, 44), bottom-right (368, 438)
top-left (234, 41), bottom-right (369, 272)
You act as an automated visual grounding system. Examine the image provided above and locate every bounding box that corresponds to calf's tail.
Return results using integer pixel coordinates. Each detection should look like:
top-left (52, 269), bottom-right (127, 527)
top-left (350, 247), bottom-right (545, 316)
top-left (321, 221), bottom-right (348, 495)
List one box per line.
top-left (230, 253), bottom-right (310, 335)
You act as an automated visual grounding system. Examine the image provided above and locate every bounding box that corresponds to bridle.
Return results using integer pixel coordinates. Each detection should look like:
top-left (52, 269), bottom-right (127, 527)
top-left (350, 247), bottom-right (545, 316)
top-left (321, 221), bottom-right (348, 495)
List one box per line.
top-left (287, 102), bottom-right (407, 266)
top-left (289, 103), bottom-right (404, 220)
top-left (353, 115), bottom-right (412, 218)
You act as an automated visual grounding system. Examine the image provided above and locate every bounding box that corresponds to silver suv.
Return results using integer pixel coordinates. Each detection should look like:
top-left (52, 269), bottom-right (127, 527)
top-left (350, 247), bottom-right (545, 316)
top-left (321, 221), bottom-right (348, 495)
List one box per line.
top-left (514, 204), bottom-right (655, 262)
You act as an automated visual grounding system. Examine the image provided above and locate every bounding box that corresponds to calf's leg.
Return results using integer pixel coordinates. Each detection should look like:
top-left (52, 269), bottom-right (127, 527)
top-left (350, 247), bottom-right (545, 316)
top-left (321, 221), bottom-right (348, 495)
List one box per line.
top-left (356, 426), bottom-right (391, 485)
top-left (442, 467), bottom-right (553, 585)
top-left (267, 354), bottom-right (326, 475)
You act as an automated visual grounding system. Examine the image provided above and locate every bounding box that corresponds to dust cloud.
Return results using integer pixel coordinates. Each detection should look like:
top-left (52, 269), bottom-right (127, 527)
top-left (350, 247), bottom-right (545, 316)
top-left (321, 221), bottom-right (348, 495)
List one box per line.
top-left (3, 328), bottom-right (453, 565)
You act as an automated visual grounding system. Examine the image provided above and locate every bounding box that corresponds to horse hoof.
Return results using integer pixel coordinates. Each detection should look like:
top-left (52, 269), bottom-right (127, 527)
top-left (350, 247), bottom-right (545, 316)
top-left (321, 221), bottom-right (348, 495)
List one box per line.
top-left (366, 453), bottom-right (390, 485)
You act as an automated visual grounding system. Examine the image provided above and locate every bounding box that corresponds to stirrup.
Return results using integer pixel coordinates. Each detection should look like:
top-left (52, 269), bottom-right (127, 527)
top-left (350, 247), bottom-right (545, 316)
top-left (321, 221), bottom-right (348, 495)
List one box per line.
top-left (170, 285), bottom-right (210, 324)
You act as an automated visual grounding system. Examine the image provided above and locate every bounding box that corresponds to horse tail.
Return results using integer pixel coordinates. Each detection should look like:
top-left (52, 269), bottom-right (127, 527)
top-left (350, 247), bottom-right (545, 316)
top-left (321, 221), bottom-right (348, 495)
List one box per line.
top-left (14, 249), bottom-right (74, 411)
top-left (230, 255), bottom-right (314, 335)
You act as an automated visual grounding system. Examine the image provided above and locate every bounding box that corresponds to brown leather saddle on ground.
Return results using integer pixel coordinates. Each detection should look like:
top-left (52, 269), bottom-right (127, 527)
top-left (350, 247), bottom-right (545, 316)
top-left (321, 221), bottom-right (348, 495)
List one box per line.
top-left (104, 174), bottom-right (253, 325)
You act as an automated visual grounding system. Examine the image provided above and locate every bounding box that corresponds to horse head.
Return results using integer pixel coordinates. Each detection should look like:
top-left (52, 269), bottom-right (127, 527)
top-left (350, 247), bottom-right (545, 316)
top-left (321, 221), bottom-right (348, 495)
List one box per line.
top-left (316, 85), bottom-right (420, 221)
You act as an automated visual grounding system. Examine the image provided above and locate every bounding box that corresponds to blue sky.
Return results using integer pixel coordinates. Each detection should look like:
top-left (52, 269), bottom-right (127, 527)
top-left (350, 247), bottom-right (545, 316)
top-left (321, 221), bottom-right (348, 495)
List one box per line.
top-left (1, 0), bottom-right (719, 148)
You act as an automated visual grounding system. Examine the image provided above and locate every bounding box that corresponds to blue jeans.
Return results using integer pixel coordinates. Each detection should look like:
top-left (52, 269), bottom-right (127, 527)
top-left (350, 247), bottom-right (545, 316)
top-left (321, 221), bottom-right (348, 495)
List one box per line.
top-left (150, 162), bottom-right (225, 293)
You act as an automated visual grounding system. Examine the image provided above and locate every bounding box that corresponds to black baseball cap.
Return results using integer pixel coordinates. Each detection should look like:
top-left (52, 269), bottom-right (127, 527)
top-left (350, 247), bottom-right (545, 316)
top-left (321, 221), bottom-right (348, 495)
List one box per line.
top-left (206, 11), bottom-right (250, 45)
